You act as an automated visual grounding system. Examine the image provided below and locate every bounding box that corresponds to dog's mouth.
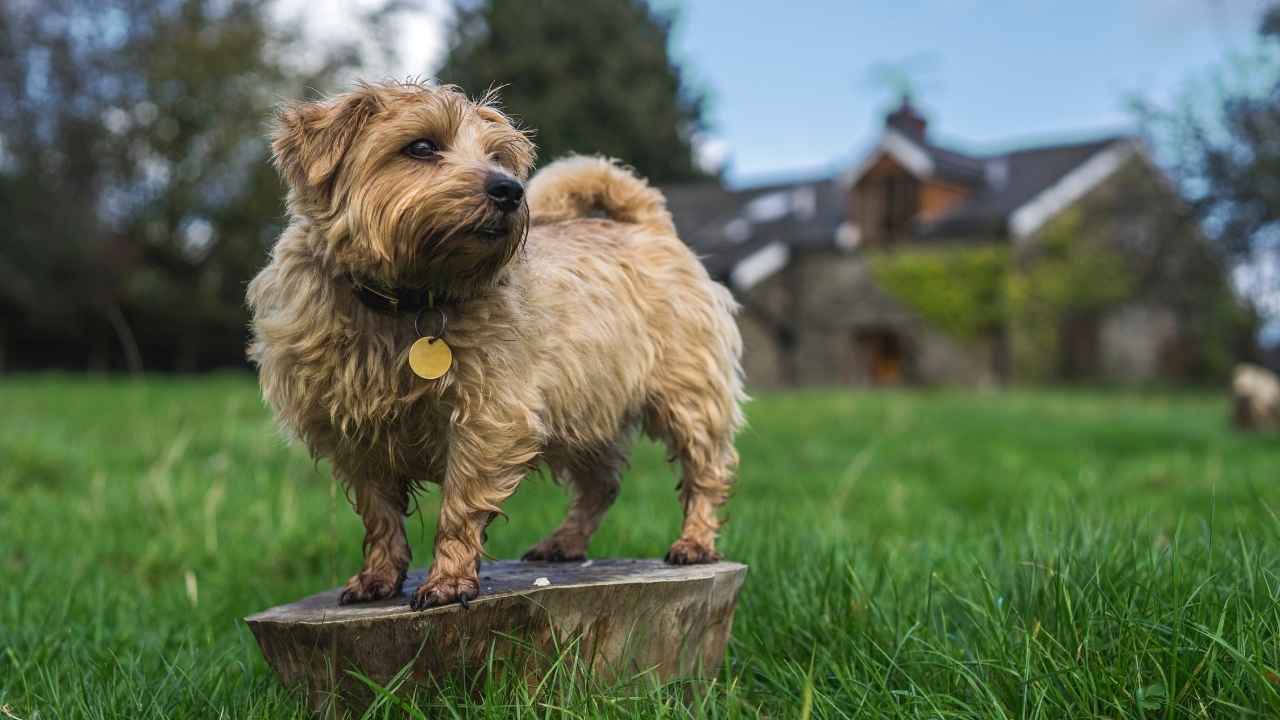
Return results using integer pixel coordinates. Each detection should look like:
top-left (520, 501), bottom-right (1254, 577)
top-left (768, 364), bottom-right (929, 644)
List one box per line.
top-left (417, 221), bottom-right (513, 251)
top-left (471, 222), bottom-right (511, 240)
top-left (399, 215), bottom-right (526, 290)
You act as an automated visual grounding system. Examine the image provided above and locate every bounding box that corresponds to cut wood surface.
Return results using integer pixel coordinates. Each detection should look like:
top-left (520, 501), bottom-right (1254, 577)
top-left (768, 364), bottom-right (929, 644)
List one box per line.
top-left (246, 559), bottom-right (748, 716)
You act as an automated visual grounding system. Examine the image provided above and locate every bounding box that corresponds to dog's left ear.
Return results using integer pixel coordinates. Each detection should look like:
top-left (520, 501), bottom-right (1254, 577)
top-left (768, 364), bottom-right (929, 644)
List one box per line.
top-left (271, 91), bottom-right (382, 199)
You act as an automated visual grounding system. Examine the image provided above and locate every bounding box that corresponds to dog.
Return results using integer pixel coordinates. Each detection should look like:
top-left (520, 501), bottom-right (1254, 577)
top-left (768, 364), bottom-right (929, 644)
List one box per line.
top-left (246, 81), bottom-right (745, 610)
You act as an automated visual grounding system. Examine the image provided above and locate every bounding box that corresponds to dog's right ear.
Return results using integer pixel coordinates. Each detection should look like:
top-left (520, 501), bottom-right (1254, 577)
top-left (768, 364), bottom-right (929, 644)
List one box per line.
top-left (271, 91), bottom-right (381, 199)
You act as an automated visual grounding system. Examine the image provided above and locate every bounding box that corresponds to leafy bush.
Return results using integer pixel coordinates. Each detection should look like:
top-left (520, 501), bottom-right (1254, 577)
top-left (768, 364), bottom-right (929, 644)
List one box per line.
top-left (1008, 209), bottom-right (1136, 380)
top-left (869, 244), bottom-right (1009, 340)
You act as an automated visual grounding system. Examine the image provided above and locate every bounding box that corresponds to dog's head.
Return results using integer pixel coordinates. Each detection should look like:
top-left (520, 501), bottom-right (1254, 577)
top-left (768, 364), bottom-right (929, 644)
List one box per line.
top-left (272, 81), bottom-right (536, 292)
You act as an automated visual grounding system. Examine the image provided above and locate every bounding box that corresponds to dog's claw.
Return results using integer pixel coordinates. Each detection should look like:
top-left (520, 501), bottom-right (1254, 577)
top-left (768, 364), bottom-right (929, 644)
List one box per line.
top-left (410, 575), bottom-right (480, 610)
top-left (664, 538), bottom-right (720, 565)
top-left (338, 572), bottom-right (403, 605)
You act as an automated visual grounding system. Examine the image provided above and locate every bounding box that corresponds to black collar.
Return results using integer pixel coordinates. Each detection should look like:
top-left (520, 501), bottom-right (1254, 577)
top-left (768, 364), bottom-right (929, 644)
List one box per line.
top-left (347, 274), bottom-right (457, 316)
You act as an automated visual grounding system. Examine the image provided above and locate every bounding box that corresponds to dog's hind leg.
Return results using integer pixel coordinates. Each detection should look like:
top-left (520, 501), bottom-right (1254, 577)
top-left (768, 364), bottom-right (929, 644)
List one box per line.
top-left (338, 475), bottom-right (412, 605)
top-left (522, 441), bottom-right (627, 562)
top-left (646, 384), bottom-right (742, 565)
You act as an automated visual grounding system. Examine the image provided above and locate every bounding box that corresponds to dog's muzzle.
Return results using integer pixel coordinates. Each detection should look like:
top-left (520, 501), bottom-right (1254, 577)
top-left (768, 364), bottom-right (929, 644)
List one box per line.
top-left (485, 173), bottom-right (524, 213)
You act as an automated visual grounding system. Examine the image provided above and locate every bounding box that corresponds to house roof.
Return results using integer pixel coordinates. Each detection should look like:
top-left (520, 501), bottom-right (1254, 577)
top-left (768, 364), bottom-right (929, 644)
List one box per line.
top-left (661, 177), bottom-right (849, 284)
top-left (924, 141), bottom-right (991, 186)
top-left (663, 125), bottom-right (1141, 290)
top-left (919, 136), bottom-right (1132, 238)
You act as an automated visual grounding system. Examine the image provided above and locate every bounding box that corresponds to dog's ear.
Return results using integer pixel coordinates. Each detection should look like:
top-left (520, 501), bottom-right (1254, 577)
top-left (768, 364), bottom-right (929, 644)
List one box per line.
top-left (271, 91), bottom-right (381, 198)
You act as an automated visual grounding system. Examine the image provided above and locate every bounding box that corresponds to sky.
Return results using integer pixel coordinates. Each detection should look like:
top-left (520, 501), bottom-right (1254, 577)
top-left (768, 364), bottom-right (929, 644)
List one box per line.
top-left (665, 0), bottom-right (1271, 184)
top-left (286, 0), bottom-right (1272, 186)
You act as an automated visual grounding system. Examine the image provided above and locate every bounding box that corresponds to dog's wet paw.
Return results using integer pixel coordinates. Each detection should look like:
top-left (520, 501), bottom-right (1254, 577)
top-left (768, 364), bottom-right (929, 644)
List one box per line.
top-left (338, 571), bottom-right (404, 605)
top-left (664, 538), bottom-right (720, 565)
top-left (521, 537), bottom-right (587, 563)
top-left (410, 575), bottom-right (480, 610)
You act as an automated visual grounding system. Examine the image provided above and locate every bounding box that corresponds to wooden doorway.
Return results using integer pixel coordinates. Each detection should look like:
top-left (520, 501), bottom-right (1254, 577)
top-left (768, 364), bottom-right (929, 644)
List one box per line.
top-left (1060, 313), bottom-right (1100, 381)
top-left (856, 330), bottom-right (907, 386)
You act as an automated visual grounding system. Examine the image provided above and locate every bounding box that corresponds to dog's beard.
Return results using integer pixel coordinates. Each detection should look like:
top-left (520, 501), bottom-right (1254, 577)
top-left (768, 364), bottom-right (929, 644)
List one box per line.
top-left (394, 204), bottom-right (530, 292)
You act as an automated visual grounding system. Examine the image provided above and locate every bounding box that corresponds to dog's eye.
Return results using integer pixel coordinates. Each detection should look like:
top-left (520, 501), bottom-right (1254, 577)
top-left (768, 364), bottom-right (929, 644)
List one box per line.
top-left (403, 139), bottom-right (440, 160)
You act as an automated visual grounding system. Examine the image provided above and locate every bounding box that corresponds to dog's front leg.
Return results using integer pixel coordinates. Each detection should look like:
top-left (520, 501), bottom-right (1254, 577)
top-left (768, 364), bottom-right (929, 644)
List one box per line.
top-left (411, 420), bottom-right (536, 610)
top-left (339, 476), bottom-right (412, 605)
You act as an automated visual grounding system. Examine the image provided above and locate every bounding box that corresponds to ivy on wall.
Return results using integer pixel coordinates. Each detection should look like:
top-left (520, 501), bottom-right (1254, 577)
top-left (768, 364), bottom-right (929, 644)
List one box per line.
top-left (1006, 209), bottom-right (1135, 381)
top-left (1179, 282), bottom-right (1255, 382)
top-left (867, 210), bottom-right (1137, 380)
top-left (866, 206), bottom-right (1243, 383)
top-left (868, 244), bottom-right (1009, 340)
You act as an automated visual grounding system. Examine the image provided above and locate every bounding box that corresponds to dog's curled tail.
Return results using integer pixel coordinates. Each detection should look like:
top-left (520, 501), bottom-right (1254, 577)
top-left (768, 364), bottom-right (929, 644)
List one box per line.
top-left (527, 155), bottom-right (676, 235)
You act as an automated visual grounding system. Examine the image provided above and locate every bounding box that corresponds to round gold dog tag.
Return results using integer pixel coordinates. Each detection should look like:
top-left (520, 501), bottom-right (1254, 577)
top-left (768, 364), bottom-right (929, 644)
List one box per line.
top-left (408, 337), bottom-right (452, 379)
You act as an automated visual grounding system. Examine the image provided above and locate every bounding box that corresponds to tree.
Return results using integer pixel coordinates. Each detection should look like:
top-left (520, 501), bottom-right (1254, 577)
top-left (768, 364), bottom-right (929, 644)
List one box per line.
top-left (0, 0), bottom-right (389, 371)
top-left (436, 0), bottom-right (709, 184)
top-left (1138, 4), bottom-right (1280, 323)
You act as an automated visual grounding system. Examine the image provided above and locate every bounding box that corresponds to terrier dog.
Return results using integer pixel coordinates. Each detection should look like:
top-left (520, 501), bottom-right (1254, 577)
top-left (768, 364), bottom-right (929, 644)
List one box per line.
top-left (247, 81), bottom-right (744, 610)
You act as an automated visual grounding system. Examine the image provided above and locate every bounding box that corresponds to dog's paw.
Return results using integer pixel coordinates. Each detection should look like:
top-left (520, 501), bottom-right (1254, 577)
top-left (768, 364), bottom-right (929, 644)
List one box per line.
top-left (664, 538), bottom-right (720, 565)
top-left (338, 571), bottom-right (404, 605)
top-left (410, 574), bottom-right (480, 610)
top-left (521, 537), bottom-right (587, 563)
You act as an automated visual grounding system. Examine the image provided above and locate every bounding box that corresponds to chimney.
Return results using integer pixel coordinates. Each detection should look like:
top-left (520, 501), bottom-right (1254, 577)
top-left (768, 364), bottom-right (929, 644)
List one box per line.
top-left (886, 95), bottom-right (927, 142)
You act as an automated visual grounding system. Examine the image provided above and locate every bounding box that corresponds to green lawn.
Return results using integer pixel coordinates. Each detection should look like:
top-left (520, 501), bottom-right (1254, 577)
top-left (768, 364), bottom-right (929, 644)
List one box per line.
top-left (2, 376), bottom-right (1279, 718)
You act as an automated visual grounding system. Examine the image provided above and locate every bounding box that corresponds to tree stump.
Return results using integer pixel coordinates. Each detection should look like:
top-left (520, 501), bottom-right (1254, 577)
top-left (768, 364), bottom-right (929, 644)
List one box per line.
top-left (246, 559), bottom-right (748, 716)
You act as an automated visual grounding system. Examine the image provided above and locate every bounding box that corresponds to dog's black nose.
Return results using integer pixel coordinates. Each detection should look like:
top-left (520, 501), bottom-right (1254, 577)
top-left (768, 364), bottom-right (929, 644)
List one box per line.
top-left (485, 174), bottom-right (524, 212)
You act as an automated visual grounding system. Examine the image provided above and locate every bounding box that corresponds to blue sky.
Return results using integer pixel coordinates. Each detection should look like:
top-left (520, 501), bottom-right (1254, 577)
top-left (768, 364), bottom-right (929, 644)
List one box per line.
top-left (660, 0), bottom-right (1270, 186)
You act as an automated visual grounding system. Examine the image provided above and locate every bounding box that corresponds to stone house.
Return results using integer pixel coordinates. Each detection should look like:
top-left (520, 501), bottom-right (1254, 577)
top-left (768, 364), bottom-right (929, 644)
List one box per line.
top-left (664, 99), bottom-right (1236, 388)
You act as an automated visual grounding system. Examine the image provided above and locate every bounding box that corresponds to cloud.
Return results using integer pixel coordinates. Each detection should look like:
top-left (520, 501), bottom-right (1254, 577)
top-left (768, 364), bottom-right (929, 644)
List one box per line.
top-left (274, 0), bottom-right (452, 78)
top-left (694, 134), bottom-right (731, 175)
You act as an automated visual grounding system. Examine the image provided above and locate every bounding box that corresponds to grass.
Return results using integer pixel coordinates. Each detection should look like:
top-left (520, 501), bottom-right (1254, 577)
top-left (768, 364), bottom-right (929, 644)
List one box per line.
top-left (1, 375), bottom-right (1279, 718)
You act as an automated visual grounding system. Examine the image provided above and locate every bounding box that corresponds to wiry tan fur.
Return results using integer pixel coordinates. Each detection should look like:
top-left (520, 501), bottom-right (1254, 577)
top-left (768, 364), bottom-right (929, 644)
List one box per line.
top-left (247, 81), bottom-right (744, 609)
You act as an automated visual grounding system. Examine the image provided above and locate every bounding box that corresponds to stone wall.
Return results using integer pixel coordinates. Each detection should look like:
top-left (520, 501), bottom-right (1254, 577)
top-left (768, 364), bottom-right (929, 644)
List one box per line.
top-left (1098, 303), bottom-right (1181, 382)
top-left (738, 313), bottom-right (786, 388)
top-left (737, 251), bottom-right (998, 388)
top-left (1010, 154), bottom-right (1230, 384)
